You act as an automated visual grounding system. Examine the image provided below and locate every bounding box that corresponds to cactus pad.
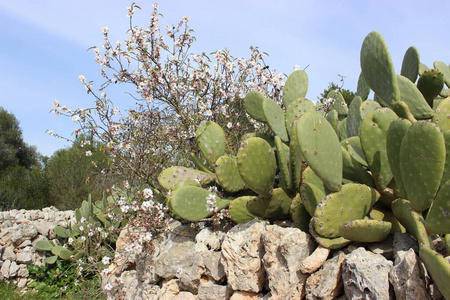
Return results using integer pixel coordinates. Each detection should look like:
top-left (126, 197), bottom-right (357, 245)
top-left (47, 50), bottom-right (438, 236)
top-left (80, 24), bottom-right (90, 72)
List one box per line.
top-left (214, 155), bottom-right (246, 193)
top-left (417, 69), bottom-right (445, 106)
top-left (285, 98), bottom-right (316, 137)
top-left (360, 107), bottom-right (398, 189)
top-left (356, 72), bottom-right (370, 100)
top-left (229, 196), bottom-right (257, 224)
top-left (400, 46), bottom-right (420, 83)
top-left (432, 97), bottom-right (450, 132)
top-left (369, 206), bottom-right (406, 233)
top-left (341, 146), bottom-right (375, 187)
top-left (237, 137), bottom-right (276, 197)
top-left (244, 91), bottom-right (267, 122)
top-left (309, 220), bottom-right (351, 249)
top-left (396, 75), bottom-right (434, 119)
top-left (419, 247), bottom-right (450, 300)
top-left (347, 96), bottom-right (363, 137)
top-left (313, 183), bottom-right (380, 238)
top-left (158, 166), bottom-right (215, 191)
top-left (246, 188), bottom-right (292, 219)
top-left (295, 112), bottom-right (342, 192)
top-left (283, 70), bottom-right (308, 108)
top-left (196, 121), bottom-right (226, 167)
top-left (290, 193), bottom-right (310, 231)
top-left (274, 136), bottom-right (292, 189)
top-left (339, 219), bottom-right (392, 243)
top-left (300, 181), bottom-right (325, 216)
top-left (262, 97), bottom-right (289, 142)
top-left (400, 121), bottom-right (445, 212)
top-left (360, 31), bottom-right (400, 106)
top-left (425, 179), bottom-right (450, 234)
top-left (170, 186), bottom-right (229, 221)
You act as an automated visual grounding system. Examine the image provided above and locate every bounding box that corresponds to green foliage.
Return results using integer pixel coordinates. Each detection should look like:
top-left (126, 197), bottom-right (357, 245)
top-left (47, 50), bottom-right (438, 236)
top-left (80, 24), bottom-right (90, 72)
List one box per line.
top-left (319, 81), bottom-right (356, 106)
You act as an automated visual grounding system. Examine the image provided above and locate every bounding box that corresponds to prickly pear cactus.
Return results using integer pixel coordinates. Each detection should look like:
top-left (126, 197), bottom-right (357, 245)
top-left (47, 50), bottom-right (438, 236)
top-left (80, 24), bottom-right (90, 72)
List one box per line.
top-left (396, 75), bottom-right (433, 119)
top-left (285, 98), bottom-right (316, 137)
top-left (229, 196), bottom-right (257, 224)
top-left (419, 247), bottom-right (450, 300)
top-left (283, 70), bottom-right (308, 108)
top-left (339, 219), bottom-right (392, 243)
top-left (196, 121), bottom-right (226, 168)
top-left (417, 69), bottom-right (445, 106)
top-left (425, 179), bottom-right (450, 234)
top-left (237, 137), bottom-right (276, 197)
top-left (244, 91), bottom-right (267, 122)
top-left (400, 46), bottom-right (420, 83)
top-left (295, 112), bottom-right (342, 192)
top-left (263, 97), bottom-right (289, 142)
top-left (400, 121), bottom-right (445, 212)
top-left (214, 156), bottom-right (246, 193)
top-left (158, 166), bottom-right (215, 191)
top-left (356, 72), bottom-right (370, 100)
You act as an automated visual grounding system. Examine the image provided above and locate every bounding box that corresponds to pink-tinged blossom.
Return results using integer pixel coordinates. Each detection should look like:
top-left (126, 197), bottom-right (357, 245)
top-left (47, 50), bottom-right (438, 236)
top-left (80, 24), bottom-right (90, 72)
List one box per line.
top-left (78, 75), bottom-right (86, 84)
top-left (143, 188), bottom-right (153, 198)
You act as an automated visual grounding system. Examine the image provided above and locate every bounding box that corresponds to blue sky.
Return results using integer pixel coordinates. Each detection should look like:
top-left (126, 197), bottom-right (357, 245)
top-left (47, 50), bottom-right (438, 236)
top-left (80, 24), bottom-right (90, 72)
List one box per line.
top-left (0, 0), bottom-right (449, 157)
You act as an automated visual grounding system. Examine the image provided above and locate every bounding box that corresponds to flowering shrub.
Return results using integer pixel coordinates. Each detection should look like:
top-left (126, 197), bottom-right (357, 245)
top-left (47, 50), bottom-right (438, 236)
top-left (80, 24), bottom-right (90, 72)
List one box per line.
top-left (50, 2), bottom-right (287, 189)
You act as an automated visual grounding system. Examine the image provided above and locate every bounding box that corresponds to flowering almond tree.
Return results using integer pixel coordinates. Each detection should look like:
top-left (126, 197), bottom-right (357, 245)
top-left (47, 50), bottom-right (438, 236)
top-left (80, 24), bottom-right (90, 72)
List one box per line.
top-left (51, 3), bottom-right (286, 190)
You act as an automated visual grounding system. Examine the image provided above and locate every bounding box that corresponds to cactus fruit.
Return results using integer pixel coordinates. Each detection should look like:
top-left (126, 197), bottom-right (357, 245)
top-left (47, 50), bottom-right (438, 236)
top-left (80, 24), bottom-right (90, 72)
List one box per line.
top-left (196, 121), bottom-right (226, 168)
top-left (400, 46), bottom-right (420, 83)
top-left (214, 156), bottom-right (246, 193)
top-left (400, 121), bottom-right (445, 212)
top-left (425, 179), bottom-right (450, 234)
top-left (417, 69), bottom-right (445, 106)
top-left (356, 72), bottom-right (370, 100)
top-left (237, 137), bottom-right (276, 197)
top-left (312, 183), bottom-right (380, 238)
top-left (262, 97), bottom-right (289, 142)
top-left (158, 166), bottom-right (215, 191)
top-left (295, 112), bottom-right (342, 192)
top-left (285, 98), bottom-right (316, 137)
top-left (360, 107), bottom-right (398, 189)
top-left (283, 70), bottom-right (309, 108)
top-left (396, 75), bottom-right (434, 119)
top-left (339, 219), bottom-right (392, 243)
top-left (170, 186), bottom-right (229, 221)
top-left (391, 199), bottom-right (432, 249)
top-left (309, 220), bottom-right (351, 249)
top-left (360, 31), bottom-right (400, 106)
top-left (419, 247), bottom-right (450, 300)
top-left (386, 118), bottom-right (412, 198)
top-left (432, 97), bottom-right (450, 132)
top-left (228, 196), bottom-right (257, 224)
top-left (244, 91), bottom-right (267, 122)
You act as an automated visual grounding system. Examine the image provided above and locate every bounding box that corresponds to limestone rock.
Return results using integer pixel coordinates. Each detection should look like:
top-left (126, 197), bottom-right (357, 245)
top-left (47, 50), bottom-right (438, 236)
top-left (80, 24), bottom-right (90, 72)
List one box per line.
top-left (11, 224), bottom-right (38, 245)
top-left (221, 220), bottom-right (267, 293)
top-left (262, 224), bottom-right (315, 299)
top-left (230, 291), bottom-right (261, 300)
top-left (197, 249), bottom-right (226, 282)
top-left (2, 245), bottom-right (15, 261)
top-left (17, 264), bottom-right (29, 277)
top-left (305, 252), bottom-right (345, 300)
top-left (393, 232), bottom-right (419, 255)
top-left (389, 248), bottom-right (428, 300)
top-left (197, 283), bottom-right (232, 300)
top-left (342, 247), bottom-right (393, 300)
top-left (16, 251), bottom-right (33, 264)
top-left (300, 245), bottom-right (331, 274)
top-left (195, 227), bottom-right (226, 252)
top-left (1, 260), bottom-right (11, 278)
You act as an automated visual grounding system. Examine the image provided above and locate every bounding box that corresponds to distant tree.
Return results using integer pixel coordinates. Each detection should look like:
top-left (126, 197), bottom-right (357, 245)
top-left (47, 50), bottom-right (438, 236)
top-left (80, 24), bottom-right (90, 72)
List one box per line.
top-left (319, 80), bottom-right (357, 106)
top-left (45, 136), bottom-right (113, 210)
top-left (0, 107), bottom-right (38, 172)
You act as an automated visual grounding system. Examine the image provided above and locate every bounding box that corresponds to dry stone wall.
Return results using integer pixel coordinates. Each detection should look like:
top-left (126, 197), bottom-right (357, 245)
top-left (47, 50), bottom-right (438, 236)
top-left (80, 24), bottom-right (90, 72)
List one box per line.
top-left (103, 219), bottom-right (447, 300)
top-left (0, 207), bottom-right (75, 288)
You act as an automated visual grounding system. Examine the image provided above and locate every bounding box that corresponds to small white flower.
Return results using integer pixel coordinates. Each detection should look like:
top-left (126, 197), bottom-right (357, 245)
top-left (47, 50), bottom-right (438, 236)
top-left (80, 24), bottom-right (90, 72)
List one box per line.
top-left (52, 100), bottom-right (60, 107)
top-left (78, 75), bottom-right (86, 84)
top-left (68, 237), bottom-right (74, 245)
top-left (102, 256), bottom-right (111, 265)
top-left (102, 27), bottom-right (109, 34)
top-left (85, 150), bottom-right (92, 157)
top-left (227, 122), bottom-right (232, 129)
top-left (72, 115), bottom-right (80, 122)
top-left (105, 283), bottom-right (113, 291)
top-left (79, 225), bottom-right (84, 231)
top-left (143, 188), bottom-right (153, 198)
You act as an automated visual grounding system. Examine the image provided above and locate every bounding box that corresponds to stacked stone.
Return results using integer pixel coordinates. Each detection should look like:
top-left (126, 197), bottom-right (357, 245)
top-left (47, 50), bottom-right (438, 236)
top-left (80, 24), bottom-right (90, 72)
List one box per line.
top-left (0, 207), bottom-right (75, 288)
top-left (103, 219), bottom-right (447, 300)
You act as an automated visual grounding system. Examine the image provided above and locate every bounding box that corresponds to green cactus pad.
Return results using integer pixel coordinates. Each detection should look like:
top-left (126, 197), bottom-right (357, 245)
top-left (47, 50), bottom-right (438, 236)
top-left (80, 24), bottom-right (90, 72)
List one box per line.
top-left (369, 206), bottom-right (406, 233)
top-left (419, 247), bottom-right (450, 300)
top-left (396, 75), bottom-right (434, 119)
top-left (341, 136), bottom-right (368, 167)
top-left (44, 256), bottom-right (58, 264)
top-left (274, 136), bottom-right (292, 189)
top-left (244, 91), bottom-right (267, 122)
top-left (237, 137), bottom-right (276, 197)
top-left (400, 46), bottom-right (420, 83)
top-left (336, 119), bottom-right (348, 141)
top-left (229, 196), bottom-right (257, 224)
top-left (295, 112), bottom-right (342, 192)
top-left (35, 240), bottom-right (54, 251)
top-left (309, 220), bottom-right (351, 249)
top-left (170, 186), bottom-right (229, 221)
top-left (360, 99), bottom-right (382, 120)
top-left (214, 156), bottom-right (246, 193)
top-left (339, 219), bottom-right (392, 243)
top-left (289, 119), bottom-right (304, 190)
top-left (240, 132), bottom-right (275, 148)
top-left (417, 69), bottom-right (445, 106)
top-left (283, 70), bottom-right (309, 108)
top-left (360, 31), bottom-right (400, 106)
top-left (386, 118), bottom-right (412, 198)
top-left (189, 152), bottom-right (213, 173)
top-left (158, 166), bottom-right (215, 191)
top-left (419, 63), bottom-right (429, 75)
top-left (392, 101), bottom-right (417, 123)
top-left (300, 181), bottom-right (325, 216)
top-left (53, 225), bottom-right (70, 238)
top-left (360, 107), bottom-right (398, 189)
top-left (400, 121), bottom-right (445, 212)
top-left (425, 179), bottom-right (450, 234)
top-left (313, 183), bottom-right (380, 238)
top-left (341, 146), bottom-right (375, 187)
top-left (285, 98), bottom-right (316, 137)
top-left (356, 72), bottom-right (370, 100)
top-left (262, 97), bottom-right (289, 142)
top-left (347, 96), bottom-right (363, 137)
top-left (246, 188), bottom-right (292, 219)
top-left (196, 121), bottom-right (226, 167)
top-left (434, 61), bottom-right (450, 88)
top-left (391, 199), bottom-right (432, 248)
top-left (325, 109), bottom-right (338, 131)
top-left (432, 97), bottom-right (450, 132)
top-left (290, 193), bottom-right (310, 232)
top-left (440, 131), bottom-right (450, 187)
